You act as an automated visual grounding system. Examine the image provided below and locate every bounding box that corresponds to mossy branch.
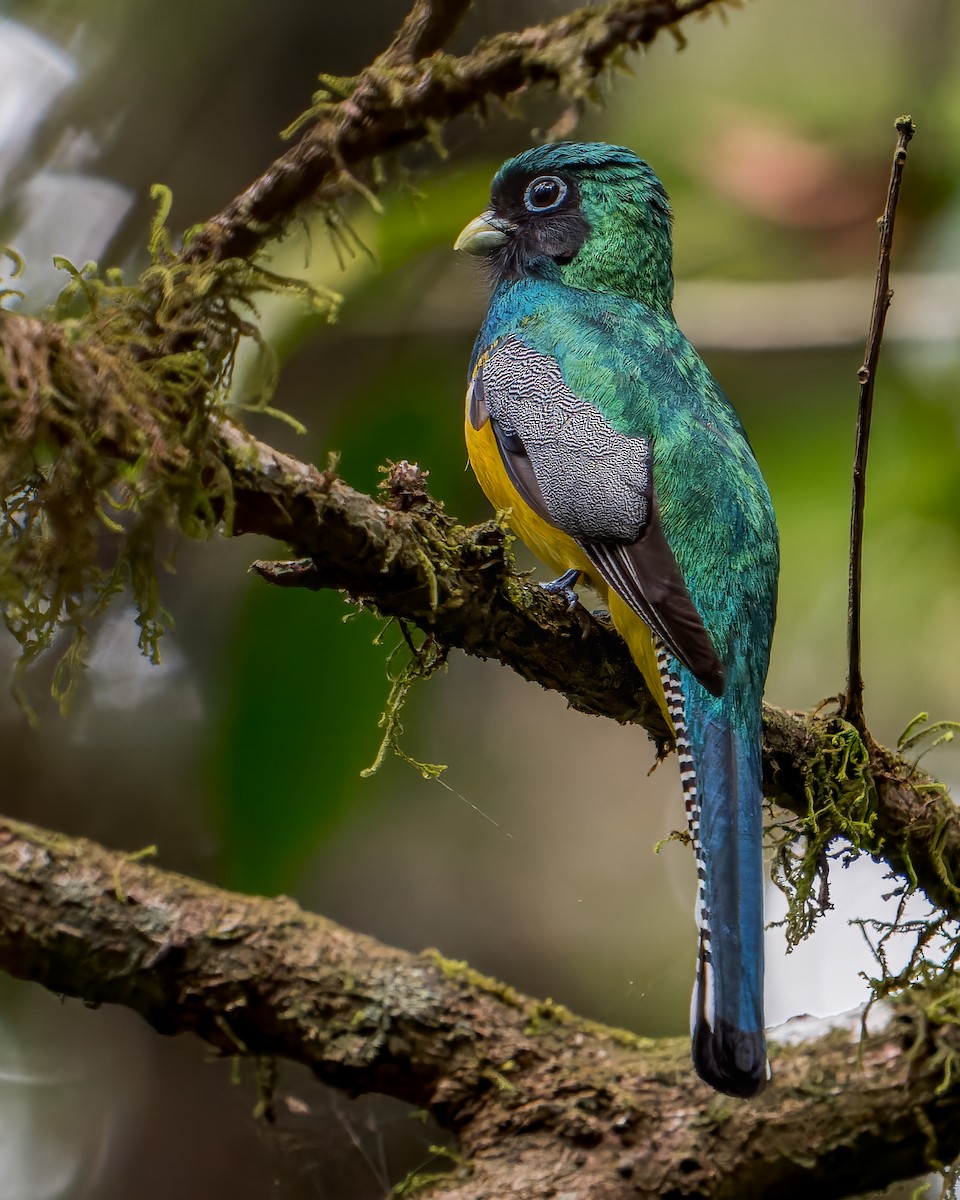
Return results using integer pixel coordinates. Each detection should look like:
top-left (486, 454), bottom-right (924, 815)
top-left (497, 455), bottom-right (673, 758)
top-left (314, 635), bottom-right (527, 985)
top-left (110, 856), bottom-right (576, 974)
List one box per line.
top-left (0, 0), bottom-right (729, 708)
top-left (219, 435), bottom-right (960, 928)
top-left (1, 812), bottom-right (960, 1200)
top-left (182, 0), bottom-right (728, 266)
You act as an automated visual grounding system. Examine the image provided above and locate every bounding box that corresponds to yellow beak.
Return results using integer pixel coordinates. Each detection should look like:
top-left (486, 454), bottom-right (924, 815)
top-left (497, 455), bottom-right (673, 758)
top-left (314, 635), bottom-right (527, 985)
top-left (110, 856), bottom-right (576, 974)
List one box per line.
top-left (454, 211), bottom-right (514, 256)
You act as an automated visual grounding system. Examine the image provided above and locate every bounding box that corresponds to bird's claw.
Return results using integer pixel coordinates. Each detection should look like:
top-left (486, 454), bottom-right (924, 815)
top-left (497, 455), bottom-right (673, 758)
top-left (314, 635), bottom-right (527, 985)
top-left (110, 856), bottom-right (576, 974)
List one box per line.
top-left (541, 568), bottom-right (581, 611)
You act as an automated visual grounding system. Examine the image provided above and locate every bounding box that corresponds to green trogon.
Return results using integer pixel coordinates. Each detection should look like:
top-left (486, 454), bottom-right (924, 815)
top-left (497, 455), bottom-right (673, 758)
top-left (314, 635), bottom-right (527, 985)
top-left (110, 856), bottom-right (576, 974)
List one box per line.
top-left (455, 142), bottom-right (779, 1097)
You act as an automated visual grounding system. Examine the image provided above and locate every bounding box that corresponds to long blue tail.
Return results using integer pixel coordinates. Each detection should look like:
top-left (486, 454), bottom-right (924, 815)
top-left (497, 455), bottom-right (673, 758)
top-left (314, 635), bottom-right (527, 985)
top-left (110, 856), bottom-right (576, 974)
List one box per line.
top-left (659, 649), bottom-right (767, 1098)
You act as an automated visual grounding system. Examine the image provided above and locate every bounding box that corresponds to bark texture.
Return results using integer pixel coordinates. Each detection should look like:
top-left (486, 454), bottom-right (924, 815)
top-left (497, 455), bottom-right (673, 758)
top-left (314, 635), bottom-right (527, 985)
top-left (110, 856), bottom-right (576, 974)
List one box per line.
top-left (2, 815), bottom-right (959, 1200)
top-left (228, 435), bottom-right (960, 926)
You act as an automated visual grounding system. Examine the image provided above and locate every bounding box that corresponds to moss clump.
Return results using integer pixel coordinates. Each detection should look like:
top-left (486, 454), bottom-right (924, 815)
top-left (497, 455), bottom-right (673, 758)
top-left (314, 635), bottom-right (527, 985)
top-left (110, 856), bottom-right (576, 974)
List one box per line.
top-left (0, 186), bottom-right (338, 710)
top-left (768, 715), bottom-right (878, 947)
top-left (525, 997), bottom-right (574, 1035)
top-left (768, 709), bottom-right (960, 1040)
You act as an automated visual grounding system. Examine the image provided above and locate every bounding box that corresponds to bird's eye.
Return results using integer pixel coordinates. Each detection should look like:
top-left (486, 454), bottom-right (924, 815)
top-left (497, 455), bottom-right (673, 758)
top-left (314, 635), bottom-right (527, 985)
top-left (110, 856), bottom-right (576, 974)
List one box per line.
top-left (523, 175), bottom-right (568, 214)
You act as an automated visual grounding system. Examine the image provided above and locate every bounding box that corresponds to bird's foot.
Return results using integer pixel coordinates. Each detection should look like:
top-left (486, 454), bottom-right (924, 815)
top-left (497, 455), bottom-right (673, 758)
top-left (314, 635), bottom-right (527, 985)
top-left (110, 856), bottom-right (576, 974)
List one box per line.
top-left (541, 568), bottom-right (581, 611)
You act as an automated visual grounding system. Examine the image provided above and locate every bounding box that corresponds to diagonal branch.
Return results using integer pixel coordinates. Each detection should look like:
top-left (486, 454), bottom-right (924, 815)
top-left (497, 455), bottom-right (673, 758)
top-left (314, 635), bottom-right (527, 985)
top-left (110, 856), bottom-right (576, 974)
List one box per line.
top-left (218, 428), bottom-right (960, 926)
top-left (226, 430), bottom-right (669, 735)
top-left (182, 0), bottom-right (728, 266)
top-left (384, 0), bottom-right (475, 63)
top-left (1, 813), bottom-right (959, 1200)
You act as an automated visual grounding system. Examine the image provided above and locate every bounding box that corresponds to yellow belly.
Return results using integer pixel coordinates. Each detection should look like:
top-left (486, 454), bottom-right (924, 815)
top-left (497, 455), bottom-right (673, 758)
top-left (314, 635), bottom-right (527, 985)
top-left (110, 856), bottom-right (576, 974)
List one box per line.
top-left (465, 408), bottom-right (671, 729)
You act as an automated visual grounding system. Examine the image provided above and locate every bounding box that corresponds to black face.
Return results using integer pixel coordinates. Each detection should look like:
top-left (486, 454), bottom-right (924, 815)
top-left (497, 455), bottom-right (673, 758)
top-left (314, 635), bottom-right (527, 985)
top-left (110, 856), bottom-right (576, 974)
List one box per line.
top-left (487, 168), bottom-right (590, 280)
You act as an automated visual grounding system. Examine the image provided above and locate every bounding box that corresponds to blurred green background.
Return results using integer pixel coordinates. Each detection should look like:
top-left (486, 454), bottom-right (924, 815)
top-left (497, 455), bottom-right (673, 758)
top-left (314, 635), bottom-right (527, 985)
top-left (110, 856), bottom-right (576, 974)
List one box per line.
top-left (0, 0), bottom-right (958, 1196)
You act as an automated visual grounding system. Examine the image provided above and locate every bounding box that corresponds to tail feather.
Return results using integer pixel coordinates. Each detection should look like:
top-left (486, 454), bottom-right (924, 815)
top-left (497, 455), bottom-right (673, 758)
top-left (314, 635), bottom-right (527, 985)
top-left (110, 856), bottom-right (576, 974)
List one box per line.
top-left (657, 645), bottom-right (767, 1098)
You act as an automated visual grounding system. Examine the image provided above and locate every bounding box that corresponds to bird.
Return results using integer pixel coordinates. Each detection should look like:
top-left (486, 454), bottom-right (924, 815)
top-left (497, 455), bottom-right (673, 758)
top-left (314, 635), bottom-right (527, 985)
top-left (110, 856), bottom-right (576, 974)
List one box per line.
top-left (454, 142), bottom-right (779, 1098)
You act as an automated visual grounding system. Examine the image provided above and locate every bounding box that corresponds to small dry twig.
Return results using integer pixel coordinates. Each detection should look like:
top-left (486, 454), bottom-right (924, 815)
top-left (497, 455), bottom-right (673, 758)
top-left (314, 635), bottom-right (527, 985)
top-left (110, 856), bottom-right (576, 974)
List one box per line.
top-left (844, 116), bottom-right (916, 736)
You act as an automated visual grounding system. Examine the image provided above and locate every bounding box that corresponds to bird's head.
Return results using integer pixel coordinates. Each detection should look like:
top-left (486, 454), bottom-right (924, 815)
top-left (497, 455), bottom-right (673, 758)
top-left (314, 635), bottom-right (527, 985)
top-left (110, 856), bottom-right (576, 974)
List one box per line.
top-left (455, 142), bottom-right (675, 311)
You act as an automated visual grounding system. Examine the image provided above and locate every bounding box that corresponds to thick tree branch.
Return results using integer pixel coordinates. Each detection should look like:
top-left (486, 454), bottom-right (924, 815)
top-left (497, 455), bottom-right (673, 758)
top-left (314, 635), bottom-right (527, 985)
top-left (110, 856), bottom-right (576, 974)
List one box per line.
top-left (217, 429), bottom-right (960, 926)
top-left (226, 431), bottom-right (669, 735)
top-left (1, 813), bottom-right (959, 1200)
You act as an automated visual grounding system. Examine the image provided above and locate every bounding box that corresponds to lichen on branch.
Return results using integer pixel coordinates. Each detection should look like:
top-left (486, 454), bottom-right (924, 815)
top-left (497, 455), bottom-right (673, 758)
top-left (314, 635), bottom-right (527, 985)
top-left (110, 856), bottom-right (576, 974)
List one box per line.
top-left (1, 812), bottom-right (960, 1200)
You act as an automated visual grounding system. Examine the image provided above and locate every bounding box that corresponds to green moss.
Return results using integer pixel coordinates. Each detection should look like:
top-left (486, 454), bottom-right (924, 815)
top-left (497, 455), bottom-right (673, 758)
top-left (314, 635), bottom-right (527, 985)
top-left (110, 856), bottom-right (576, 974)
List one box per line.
top-left (767, 709), bottom-right (958, 1014)
top-left (423, 948), bottom-right (525, 1008)
top-left (391, 1145), bottom-right (466, 1198)
top-left (253, 1055), bottom-right (278, 1122)
top-left (898, 712), bottom-right (960, 760)
top-left (582, 1019), bottom-right (653, 1053)
top-left (214, 1013), bottom-right (250, 1055)
top-left (769, 716), bottom-right (878, 947)
top-left (281, 74), bottom-right (359, 141)
top-left (894, 714), bottom-right (960, 902)
top-left (841, 716), bottom-right (960, 1016)
top-left (361, 625), bottom-right (449, 780)
top-left (480, 1063), bottom-right (516, 1092)
top-left (112, 843), bottom-right (157, 903)
top-left (525, 996), bottom-right (575, 1035)
top-left (425, 949), bottom-right (654, 1053)
top-left (0, 187), bottom-right (338, 711)
top-left (703, 1093), bottom-right (736, 1127)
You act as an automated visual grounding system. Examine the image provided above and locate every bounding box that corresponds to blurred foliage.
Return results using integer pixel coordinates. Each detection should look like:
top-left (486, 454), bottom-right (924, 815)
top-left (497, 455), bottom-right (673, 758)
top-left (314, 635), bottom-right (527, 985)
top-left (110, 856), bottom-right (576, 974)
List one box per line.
top-left (212, 332), bottom-right (479, 893)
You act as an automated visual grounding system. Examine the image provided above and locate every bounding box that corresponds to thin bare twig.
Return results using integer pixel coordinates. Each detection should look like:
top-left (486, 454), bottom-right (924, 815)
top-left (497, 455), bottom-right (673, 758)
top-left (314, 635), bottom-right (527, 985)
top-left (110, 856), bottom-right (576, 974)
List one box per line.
top-left (844, 116), bottom-right (916, 735)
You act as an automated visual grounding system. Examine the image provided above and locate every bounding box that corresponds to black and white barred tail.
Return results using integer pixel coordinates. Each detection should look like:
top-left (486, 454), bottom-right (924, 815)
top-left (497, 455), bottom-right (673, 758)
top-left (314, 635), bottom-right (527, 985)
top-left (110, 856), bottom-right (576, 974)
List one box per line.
top-left (656, 642), bottom-right (768, 1098)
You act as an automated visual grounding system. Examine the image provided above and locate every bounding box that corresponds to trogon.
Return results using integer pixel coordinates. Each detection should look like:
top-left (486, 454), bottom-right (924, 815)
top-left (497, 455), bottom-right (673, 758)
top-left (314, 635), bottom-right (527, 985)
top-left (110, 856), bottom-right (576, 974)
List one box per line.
top-left (455, 142), bottom-right (779, 1097)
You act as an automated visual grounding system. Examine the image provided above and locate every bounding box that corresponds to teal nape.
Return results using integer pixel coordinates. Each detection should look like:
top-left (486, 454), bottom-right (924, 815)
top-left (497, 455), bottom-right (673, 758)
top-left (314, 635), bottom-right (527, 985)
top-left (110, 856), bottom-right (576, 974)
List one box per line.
top-left (457, 142), bottom-right (778, 1098)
